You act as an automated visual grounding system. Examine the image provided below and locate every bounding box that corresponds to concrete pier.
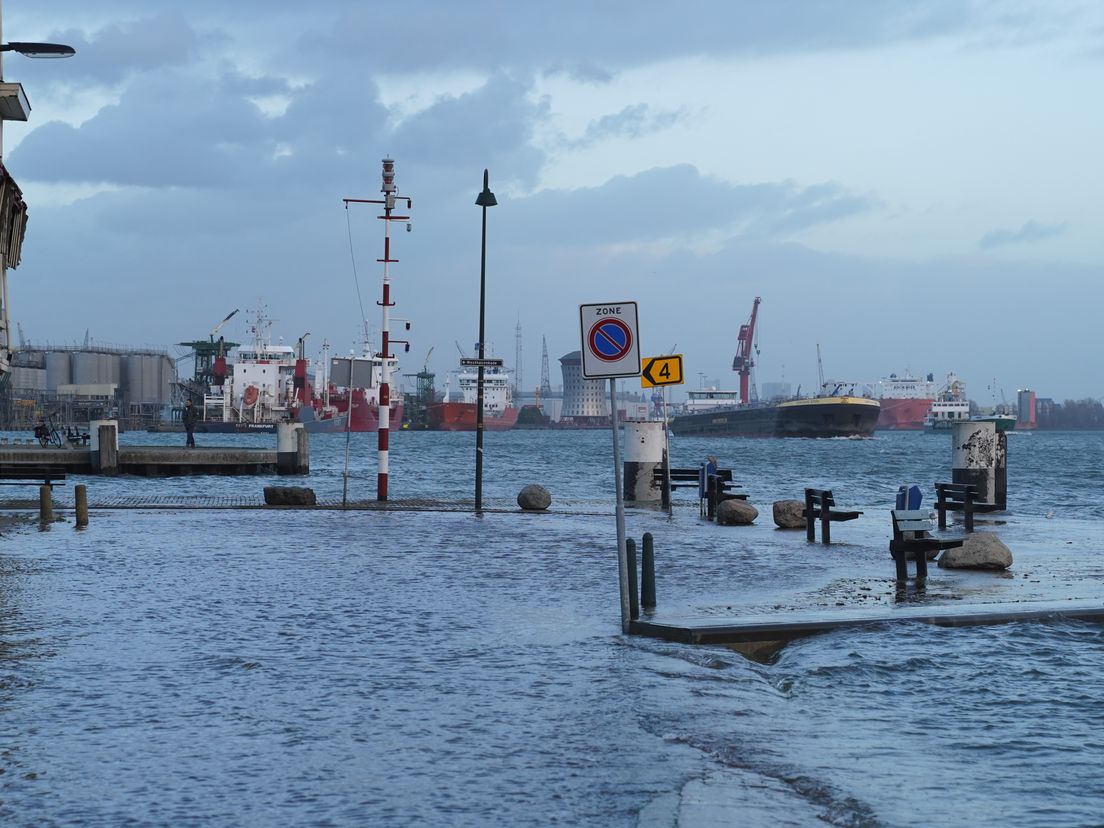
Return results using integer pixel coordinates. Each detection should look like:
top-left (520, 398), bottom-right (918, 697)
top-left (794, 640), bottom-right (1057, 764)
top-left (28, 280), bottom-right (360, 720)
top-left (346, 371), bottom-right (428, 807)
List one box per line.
top-left (623, 420), bottom-right (665, 502)
top-left (0, 427), bottom-right (308, 477)
top-left (951, 420), bottom-right (1007, 508)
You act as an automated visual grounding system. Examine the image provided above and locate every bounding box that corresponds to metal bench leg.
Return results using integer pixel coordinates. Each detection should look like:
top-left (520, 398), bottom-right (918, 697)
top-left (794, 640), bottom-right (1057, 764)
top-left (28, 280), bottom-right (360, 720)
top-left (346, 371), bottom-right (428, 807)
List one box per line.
top-left (937, 491), bottom-right (947, 530)
top-left (964, 490), bottom-right (974, 533)
top-left (805, 491), bottom-right (816, 542)
top-left (915, 549), bottom-right (928, 580)
top-left (821, 501), bottom-right (830, 545)
top-left (893, 550), bottom-right (908, 581)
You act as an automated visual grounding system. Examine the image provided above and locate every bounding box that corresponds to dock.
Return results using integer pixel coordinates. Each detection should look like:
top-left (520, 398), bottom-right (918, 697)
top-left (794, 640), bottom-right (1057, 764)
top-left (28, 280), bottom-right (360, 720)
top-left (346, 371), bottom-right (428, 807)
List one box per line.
top-left (0, 443), bottom-right (302, 476)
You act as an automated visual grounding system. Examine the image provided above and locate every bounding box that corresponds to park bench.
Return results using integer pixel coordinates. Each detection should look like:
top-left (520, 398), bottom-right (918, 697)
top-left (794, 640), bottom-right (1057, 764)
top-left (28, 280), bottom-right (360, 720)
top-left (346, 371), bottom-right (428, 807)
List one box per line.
top-left (652, 465), bottom-right (747, 519)
top-left (804, 488), bottom-right (862, 544)
top-left (933, 482), bottom-right (1000, 533)
top-left (890, 509), bottom-right (964, 580)
top-left (0, 466), bottom-right (68, 488)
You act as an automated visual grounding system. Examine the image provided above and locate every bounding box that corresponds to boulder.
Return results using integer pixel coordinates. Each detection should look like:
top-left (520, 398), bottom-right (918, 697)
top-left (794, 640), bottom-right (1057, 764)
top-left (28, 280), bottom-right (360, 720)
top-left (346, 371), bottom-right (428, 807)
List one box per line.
top-left (517, 484), bottom-right (552, 511)
top-left (263, 486), bottom-right (317, 506)
top-left (716, 498), bottom-right (758, 526)
top-left (772, 499), bottom-right (806, 529)
top-left (938, 533), bottom-right (1012, 570)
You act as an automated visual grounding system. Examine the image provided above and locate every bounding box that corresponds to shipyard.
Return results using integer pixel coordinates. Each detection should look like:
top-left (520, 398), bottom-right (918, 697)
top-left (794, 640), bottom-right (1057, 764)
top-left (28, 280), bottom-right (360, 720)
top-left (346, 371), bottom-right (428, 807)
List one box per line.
top-left (2, 3), bottom-right (1103, 827)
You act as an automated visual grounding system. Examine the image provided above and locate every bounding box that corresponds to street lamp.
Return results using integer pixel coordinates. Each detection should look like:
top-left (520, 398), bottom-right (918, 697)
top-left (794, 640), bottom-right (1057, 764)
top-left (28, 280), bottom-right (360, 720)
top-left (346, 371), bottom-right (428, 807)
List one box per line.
top-left (0, 16), bottom-right (75, 379)
top-left (474, 169), bottom-right (497, 511)
top-left (0, 42), bottom-right (76, 58)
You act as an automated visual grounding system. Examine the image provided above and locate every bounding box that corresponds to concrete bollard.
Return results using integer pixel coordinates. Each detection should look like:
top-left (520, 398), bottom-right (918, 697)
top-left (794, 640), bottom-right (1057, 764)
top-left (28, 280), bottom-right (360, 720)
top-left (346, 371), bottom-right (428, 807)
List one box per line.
top-left (627, 538), bottom-right (639, 620)
top-left (641, 532), bottom-right (656, 610)
top-left (75, 484), bottom-right (89, 527)
top-left (90, 420), bottom-right (119, 476)
top-left (295, 425), bottom-right (310, 475)
top-left (951, 421), bottom-right (1006, 508)
top-left (277, 423), bottom-right (308, 475)
top-left (39, 485), bottom-right (52, 522)
top-left (623, 420), bottom-right (665, 502)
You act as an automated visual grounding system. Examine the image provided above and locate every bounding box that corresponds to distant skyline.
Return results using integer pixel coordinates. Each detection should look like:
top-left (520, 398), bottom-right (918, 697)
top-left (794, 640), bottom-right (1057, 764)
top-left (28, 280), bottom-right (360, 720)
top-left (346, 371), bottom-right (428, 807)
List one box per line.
top-left (3, 1), bottom-right (1102, 401)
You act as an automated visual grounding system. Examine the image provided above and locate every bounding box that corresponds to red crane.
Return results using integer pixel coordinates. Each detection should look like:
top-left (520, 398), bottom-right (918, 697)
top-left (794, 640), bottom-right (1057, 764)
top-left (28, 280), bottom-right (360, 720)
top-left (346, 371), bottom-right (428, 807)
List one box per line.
top-left (732, 296), bottom-right (761, 405)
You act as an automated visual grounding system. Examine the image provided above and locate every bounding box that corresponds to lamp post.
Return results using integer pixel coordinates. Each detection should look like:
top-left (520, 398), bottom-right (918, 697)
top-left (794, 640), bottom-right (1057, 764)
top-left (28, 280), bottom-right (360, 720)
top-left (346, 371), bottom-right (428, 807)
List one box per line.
top-left (0, 0), bottom-right (75, 380)
top-left (474, 169), bottom-right (497, 511)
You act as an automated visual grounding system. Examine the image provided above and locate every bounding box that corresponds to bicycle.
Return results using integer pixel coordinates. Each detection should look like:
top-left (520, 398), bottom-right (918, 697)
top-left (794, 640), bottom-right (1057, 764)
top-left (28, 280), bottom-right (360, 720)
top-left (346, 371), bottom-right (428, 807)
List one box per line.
top-left (33, 413), bottom-right (65, 448)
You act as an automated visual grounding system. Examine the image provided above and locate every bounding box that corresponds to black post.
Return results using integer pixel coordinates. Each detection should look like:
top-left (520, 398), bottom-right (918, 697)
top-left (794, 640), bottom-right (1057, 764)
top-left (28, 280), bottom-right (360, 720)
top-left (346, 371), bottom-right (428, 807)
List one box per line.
top-left (805, 489), bottom-right (816, 542)
top-left (474, 169), bottom-right (496, 511)
top-left (937, 486), bottom-right (948, 529)
top-left (641, 532), bottom-right (656, 610)
top-left (627, 538), bottom-right (639, 620)
top-left (964, 486), bottom-right (975, 533)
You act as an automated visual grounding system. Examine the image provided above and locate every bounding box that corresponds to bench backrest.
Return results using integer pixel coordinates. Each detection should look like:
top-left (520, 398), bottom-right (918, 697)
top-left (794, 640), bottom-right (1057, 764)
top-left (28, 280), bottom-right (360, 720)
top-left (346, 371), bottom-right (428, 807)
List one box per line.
top-left (891, 509), bottom-right (931, 538)
top-left (934, 482), bottom-right (977, 501)
top-left (0, 466), bottom-right (67, 481)
top-left (805, 488), bottom-right (835, 508)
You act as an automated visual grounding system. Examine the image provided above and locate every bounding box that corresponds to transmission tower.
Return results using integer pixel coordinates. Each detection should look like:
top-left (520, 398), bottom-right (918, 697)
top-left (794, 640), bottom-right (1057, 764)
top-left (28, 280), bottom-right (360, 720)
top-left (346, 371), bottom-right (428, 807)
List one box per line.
top-left (514, 318), bottom-right (523, 397)
top-left (540, 335), bottom-right (552, 396)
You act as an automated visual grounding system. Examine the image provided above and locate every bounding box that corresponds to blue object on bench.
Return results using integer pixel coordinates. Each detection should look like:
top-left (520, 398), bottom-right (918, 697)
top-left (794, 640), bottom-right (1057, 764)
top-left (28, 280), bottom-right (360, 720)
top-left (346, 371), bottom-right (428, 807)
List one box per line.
top-left (895, 484), bottom-right (922, 511)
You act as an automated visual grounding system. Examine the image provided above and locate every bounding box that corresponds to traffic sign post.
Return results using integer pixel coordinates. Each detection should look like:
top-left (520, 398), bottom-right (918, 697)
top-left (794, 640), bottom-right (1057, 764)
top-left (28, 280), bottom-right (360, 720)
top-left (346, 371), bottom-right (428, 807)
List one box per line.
top-left (579, 301), bottom-right (642, 634)
top-left (640, 354), bottom-right (683, 388)
top-left (579, 302), bottom-right (641, 379)
top-left (640, 354), bottom-right (683, 517)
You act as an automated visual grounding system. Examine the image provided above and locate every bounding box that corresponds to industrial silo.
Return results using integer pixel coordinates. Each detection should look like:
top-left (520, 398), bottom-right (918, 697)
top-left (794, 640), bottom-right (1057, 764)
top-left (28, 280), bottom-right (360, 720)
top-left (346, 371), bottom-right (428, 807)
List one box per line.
top-left (71, 352), bottom-right (100, 386)
top-left (45, 352), bottom-right (71, 391)
top-left (125, 355), bottom-right (144, 403)
top-left (105, 354), bottom-right (122, 386)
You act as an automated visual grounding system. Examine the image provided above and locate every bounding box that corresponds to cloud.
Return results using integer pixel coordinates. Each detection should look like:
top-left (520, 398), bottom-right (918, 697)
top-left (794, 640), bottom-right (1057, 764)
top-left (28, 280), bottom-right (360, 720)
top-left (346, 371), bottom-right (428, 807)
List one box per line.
top-left (979, 220), bottom-right (1068, 249)
top-left (42, 13), bottom-right (204, 85)
top-left (562, 104), bottom-right (689, 149)
top-left (498, 165), bottom-right (878, 247)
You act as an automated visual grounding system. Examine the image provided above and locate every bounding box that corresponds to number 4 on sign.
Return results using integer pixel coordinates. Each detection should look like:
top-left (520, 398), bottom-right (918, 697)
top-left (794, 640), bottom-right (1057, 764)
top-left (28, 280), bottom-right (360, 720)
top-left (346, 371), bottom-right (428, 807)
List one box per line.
top-left (641, 355), bottom-right (684, 388)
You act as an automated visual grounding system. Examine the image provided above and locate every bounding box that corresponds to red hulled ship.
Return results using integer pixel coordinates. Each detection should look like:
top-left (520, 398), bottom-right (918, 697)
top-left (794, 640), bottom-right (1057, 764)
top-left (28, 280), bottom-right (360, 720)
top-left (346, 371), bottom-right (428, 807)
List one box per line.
top-left (426, 365), bottom-right (518, 431)
top-left (873, 372), bottom-right (937, 430)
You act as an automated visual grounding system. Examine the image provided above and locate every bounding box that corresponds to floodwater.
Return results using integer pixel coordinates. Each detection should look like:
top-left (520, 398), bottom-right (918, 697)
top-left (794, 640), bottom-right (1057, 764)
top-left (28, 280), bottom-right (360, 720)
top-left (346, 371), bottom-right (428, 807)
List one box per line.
top-left (2, 428), bottom-right (1104, 826)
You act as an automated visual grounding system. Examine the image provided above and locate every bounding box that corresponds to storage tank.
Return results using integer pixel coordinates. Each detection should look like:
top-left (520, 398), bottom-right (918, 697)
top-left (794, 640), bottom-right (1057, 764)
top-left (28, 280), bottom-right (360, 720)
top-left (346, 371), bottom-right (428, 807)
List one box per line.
top-left (159, 355), bottom-right (174, 403)
top-left (124, 355), bottom-right (144, 403)
top-left (71, 352), bottom-right (100, 385)
top-left (45, 352), bottom-right (71, 391)
top-left (106, 353), bottom-right (122, 386)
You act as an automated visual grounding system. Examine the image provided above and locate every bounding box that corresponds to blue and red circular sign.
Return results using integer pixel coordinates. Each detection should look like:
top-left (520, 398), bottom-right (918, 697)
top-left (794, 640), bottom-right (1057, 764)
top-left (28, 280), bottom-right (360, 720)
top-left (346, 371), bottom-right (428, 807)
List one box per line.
top-left (588, 318), bottom-right (633, 362)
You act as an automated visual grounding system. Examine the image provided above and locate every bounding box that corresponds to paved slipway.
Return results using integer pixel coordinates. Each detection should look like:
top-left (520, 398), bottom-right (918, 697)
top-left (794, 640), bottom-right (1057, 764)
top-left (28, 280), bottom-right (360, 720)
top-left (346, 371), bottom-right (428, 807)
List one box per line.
top-left (1, 428), bottom-right (1103, 826)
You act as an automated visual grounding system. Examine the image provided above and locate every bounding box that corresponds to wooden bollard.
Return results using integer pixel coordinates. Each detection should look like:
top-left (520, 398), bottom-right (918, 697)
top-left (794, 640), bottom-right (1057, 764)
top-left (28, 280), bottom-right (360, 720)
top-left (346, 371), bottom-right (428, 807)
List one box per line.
top-left (75, 484), bottom-right (89, 527)
top-left (641, 532), bottom-right (656, 610)
top-left (39, 485), bottom-right (53, 522)
top-left (627, 538), bottom-right (639, 620)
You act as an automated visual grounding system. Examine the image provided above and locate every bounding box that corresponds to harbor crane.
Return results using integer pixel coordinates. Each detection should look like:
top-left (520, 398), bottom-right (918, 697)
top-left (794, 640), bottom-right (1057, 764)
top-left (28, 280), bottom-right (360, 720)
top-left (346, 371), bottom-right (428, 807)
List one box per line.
top-left (210, 308), bottom-right (240, 341)
top-left (732, 296), bottom-right (761, 405)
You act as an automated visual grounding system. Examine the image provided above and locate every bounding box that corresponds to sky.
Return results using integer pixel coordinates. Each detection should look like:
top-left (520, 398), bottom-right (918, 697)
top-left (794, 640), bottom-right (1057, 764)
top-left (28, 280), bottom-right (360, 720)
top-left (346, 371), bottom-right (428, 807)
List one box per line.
top-left (2, 0), bottom-right (1102, 402)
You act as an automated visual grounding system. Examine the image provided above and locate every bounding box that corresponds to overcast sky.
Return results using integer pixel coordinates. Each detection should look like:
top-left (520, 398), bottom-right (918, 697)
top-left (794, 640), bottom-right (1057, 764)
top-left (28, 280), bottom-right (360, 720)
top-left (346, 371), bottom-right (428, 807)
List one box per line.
top-left (3, 1), bottom-right (1101, 402)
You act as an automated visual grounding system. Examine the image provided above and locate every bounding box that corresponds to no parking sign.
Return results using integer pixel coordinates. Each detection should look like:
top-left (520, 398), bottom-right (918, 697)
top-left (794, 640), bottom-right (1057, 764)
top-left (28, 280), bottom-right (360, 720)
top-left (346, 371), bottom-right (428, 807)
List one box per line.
top-left (579, 302), bottom-right (641, 379)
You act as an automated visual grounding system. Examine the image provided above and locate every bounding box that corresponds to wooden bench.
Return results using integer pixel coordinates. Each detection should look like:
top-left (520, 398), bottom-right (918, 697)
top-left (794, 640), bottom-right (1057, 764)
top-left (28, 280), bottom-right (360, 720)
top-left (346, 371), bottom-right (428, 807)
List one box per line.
top-left (890, 509), bottom-right (964, 580)
top-left (933, 482), bottom-right (1000, 533)
top-left (652, 465), bottom-right (748, 518)
top-left (804, 488), bottom-right (862, 544)
top-left (0, 467), bottom-right (68, 488)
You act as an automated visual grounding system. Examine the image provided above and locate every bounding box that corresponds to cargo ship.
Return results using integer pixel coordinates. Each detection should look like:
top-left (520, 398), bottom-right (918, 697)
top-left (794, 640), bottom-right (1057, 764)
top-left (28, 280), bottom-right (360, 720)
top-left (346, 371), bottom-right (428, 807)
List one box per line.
top-left (668, 297), bottom-right (880, 438)
top-left (671, 390), bottom-right (880, 437)
top-left (873, 372), bottom-right (937, 430)
top-left (922, 373), bottom-right (970, 431)
top-left (426, 365), bottom-right (518, 431)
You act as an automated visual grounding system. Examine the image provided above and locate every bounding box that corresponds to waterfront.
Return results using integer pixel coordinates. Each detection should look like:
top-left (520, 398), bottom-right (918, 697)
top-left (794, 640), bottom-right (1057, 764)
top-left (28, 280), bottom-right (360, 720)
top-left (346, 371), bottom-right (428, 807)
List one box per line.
top-left (2, 429), bottom-right (1104, 826)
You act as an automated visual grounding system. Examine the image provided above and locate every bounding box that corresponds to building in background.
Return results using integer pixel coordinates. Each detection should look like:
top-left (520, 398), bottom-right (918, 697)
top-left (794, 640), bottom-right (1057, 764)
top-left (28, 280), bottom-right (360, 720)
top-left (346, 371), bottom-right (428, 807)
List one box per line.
top-left (0, 345), bottom-right (175, 430)
top-left (1017, 389), bottom-right (1037, 430)
top-left (559, 350), bottom-right (609, 425)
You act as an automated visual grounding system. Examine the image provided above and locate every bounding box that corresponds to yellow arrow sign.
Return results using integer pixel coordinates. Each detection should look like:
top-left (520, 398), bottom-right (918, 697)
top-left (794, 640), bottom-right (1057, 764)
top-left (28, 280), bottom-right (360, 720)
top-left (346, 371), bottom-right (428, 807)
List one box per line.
top-left (641, 354), bottom-right (684, 388)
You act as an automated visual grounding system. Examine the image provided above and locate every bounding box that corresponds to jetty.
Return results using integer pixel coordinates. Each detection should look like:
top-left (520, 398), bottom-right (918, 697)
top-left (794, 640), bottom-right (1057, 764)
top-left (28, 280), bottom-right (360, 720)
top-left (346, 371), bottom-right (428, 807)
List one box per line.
top-left (0, 421), bottom-right (308, 476)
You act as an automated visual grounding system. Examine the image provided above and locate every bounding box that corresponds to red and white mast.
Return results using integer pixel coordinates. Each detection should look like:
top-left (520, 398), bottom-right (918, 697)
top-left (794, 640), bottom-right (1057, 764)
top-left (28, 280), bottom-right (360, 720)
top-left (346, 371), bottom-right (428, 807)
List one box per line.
top-left (344, 158), bottom-right (412, 500)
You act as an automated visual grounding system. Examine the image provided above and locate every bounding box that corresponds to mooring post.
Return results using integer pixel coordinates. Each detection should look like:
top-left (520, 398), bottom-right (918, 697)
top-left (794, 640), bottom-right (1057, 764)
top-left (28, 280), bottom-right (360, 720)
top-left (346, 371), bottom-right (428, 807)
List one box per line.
top-left (952, 420), bottom-right (998, 506)
top-left (641, 532), bottom-right (656, 610)
top-left (39, 485), bottom-right (52, 522)
top-left (75, 484), bottom-right (88, 527)
top-left (627, 538), bottom-right (639, 620)
top-left (91, 421), bottom-right (119, 476)
top-left (294, 424), bottom-right (309, 475)
top-left (623, 420), bottom-right (664, 503)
